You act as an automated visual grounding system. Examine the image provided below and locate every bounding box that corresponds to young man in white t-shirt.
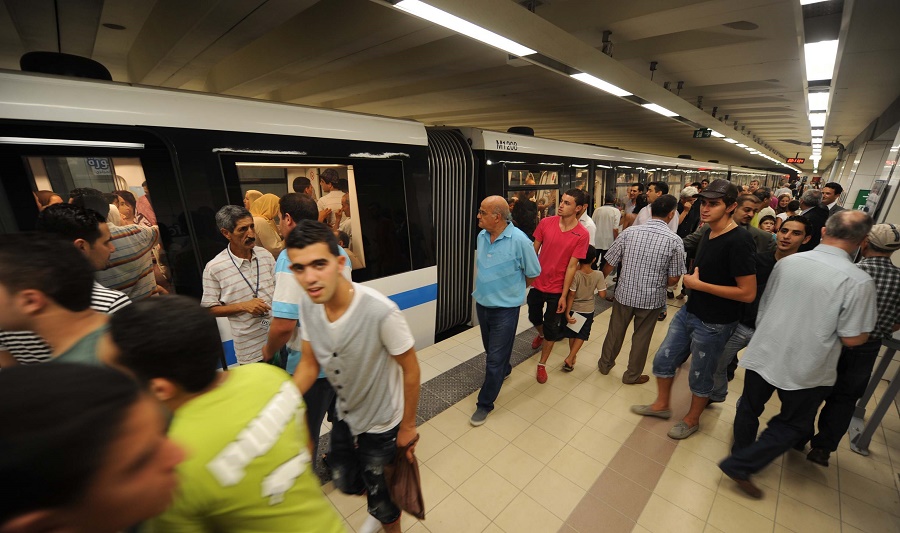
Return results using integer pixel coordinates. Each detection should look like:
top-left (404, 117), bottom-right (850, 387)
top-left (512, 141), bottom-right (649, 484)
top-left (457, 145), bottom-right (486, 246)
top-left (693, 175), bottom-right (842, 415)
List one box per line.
top-left (289, 220), bottom-right (420, 533)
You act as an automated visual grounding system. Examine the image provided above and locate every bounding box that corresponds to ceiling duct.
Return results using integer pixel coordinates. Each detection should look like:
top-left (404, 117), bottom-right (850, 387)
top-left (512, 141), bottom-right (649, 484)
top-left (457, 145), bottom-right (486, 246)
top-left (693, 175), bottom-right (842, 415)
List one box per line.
top-left (507, 126), bottom-right (535, 136)
top-left (20, 52), bottom-right (111, 81)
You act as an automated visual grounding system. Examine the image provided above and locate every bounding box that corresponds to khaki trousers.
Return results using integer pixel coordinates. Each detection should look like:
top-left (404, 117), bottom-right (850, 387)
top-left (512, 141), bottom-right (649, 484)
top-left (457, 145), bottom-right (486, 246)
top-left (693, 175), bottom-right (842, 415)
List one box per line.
top-left (598, 300), bottom-right (662, 383)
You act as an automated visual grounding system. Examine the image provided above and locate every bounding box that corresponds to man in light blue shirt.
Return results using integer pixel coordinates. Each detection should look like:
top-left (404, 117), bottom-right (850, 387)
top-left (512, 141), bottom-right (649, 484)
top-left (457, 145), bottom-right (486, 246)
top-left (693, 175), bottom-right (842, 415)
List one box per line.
top-left (470, 196), bottom-right (541, 426)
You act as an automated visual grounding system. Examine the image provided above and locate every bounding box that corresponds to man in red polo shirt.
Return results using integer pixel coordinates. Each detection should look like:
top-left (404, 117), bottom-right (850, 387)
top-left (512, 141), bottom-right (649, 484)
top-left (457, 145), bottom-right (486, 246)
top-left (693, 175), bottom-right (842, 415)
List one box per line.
top-left (528, 188), bottom-right (590, 384)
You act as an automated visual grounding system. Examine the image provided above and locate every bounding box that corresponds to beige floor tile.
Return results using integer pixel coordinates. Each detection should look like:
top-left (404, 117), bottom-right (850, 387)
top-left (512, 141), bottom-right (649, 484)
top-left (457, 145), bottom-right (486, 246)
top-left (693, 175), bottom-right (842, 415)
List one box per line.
top-left (553, 393), bottom-right (601, 424)
top-left (665, 446), bottom-right (724, 491)
top-left (493, 492), bottom-right (563, 533)
top-left (505, 393), bottom-right (553, 423)
top-left (569, 425), bottom-right (623, 465)
top-left (445, 342), bottom-right (482, 362)
top-left (455, 425), bottom-right (509, 463)
top-left (566, 494), bottom-right (636, 533)
top-left (589, 467), bottom-right (651, 521)
top-left (654, 468), bottom-right (716, 521)
top-left (419, 463), bottom-right (453, 509)
top-left (428, 406), bottom-right (474, 441)
top-left (781, 450), bottom-right (839, 490)
top-left (422, 490), bottom-right (490, 533)
top-left (586, 408), bottom-right (639, 443)
top-left (836, 448), bottom-right (898, 488)
top-left (494, 383), bottom-right (524, 407)
top-left (839, 469), bottom-right (900, 517)
top-left (547, 445), bottom-right (607, 491)
top-left (326, 487), bottom-right (366, 518)
top-left (752, 462), bottom-right (782, 491)
top-left (523, 381), bottom-right (569, 406)
top-left (450, 390), bottom-right (479, 416)
top-left (512, 425), bottom-right (567, 464)
top-left (428, 352), bottom-right (462, 373)
top-left (602, 393), bottom-right (649, 421)
top-left (416, 344), bottom-right (441, 362)
top-left (418, 361), bottom-right (442, 383)
top-left (840, 493), bottom-right (900, 533)
top-left (778, 471), bottom-right (840, 518)
top-left (533, 408), bottom-right (585, 443)
top-left (569, 380), bottom-right (615, 408)
top-left (523, 466), bottom-right (587, 521)
top-left (425, 442), bottom-right (482, 489)
top-left (677, 432), bottom-right (732, 464)
top-left (582, 369), bottom-right (627, 394)
top-left (404, 520), bottom-right (429, 533)
top-left (415, 423), bottom-right (452, 463)
top-left (716, 472), bottom-right (779, 520)
top-left (457, 467), bottom-right (519, 520)
top-left (486, 442), bottom-right (544, 489)
top-left (345, 506), bottom-right (370, 532)
top-left (774, 494), bottom-right (840, 533)
top-left (481, 524), bottom-right (505, 533)
top-left (698, 415), bottom-right (735, 445)
top-left (484, 407), bottom-right (531, 441)
top-left (614, 382), bottom-right (659, 405)
top-left (505, 367), bottom-right (538, 393)
top-left (707, 493), bottom-right (774, 533)
top-left (637, 494), bottom-right (706, 533)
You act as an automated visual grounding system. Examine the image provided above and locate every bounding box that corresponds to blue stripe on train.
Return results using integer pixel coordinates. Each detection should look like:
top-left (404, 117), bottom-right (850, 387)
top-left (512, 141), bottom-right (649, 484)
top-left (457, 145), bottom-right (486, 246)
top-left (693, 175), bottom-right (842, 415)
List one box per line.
top-left (387, 283), bottom-right (438, 310)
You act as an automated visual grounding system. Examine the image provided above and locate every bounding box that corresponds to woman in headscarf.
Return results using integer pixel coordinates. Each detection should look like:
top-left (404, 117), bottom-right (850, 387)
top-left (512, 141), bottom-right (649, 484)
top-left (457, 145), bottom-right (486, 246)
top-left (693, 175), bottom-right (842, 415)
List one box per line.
top-left (249, 193), bottom-right (284, 258)
top-left (243, 190), bottom-right (262, 211)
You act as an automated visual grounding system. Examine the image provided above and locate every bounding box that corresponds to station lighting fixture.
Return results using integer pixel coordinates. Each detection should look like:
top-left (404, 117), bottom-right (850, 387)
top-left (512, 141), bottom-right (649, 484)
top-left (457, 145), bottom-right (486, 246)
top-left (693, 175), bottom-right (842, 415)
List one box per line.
top-left (736, 143), bottom-right (748, 148)
top-left (811, 128), bottom-right (824, 138)
top-left (641, 103), bottom-right (678, 117)
top-left (809, 112), bottom-right (827, 127)
top-left (800, 0), bottom-right (830, 5)
top-left (393, 0), bottom-right (536, 57)
top-left (710, 130), bottom-right (725, 138)
top-left (723, 138), bottom-right (739, 144)
top-left (808, 92), bottom-right (829, 112)
top-left (570, 73), bottom-right (632, 97)
top-left (804, 40), bottom-right (839, 81)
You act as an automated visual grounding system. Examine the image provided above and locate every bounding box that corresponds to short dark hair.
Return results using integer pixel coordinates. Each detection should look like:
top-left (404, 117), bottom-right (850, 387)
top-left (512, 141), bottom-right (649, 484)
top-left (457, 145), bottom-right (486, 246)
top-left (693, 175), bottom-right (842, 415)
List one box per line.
top-left (0, 233), bottom-right (94, 312)
top-left (286, 220), bottom-right (339, 256)
top-left (630, 182), bottom-right (645, 192)
top-left (0, 364), bottom-right (140, 524)
top-left (564, 188), bottom-right (588, 207)
top-left (579, 245), bottom-right (598, 267)
top-left (279, 192), bottom-right (319, 222)
top-left (824, 182), bottom-right (843, 195)
top-left (36, 203), bottom-right (104, 243)
top-left (337, 179), bottom-right (349, 193)
top-left (753, 189), bottom-right (770, 202)
top-left (292, 176), bottom-right (311, 193)
top-left (115, 190), bottom-right (137, 211)
top-left (737, 194), bottom-right (759, 206)
top-left (690, 182), bottom-right (701, 188)
top-left (319, 168), bottom-right (340, 185)
top-left (69, 188), bottom-right (110, 219)
top-left (648, 181), bottom-right (669, 195)
top-left (633, 193), bottom-right (649, 213)
top-left (781, 215), bottom-right (812, 236)
top-left (788, 200), bottom-right (800, 211)
top-left (759, 215), bottom-right (777, 226)
top-left (337, 231), bottom-right (351, 247)
top-left (109, 296), bottom-right (221, 392)
top-left (650, 194), bottom-right (678, 217)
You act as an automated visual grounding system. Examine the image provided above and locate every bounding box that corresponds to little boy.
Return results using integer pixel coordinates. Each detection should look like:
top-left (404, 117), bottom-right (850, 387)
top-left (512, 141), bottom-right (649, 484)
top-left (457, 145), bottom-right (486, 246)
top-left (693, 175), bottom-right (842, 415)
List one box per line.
top-left (562, 246), bottom-right (607, 371)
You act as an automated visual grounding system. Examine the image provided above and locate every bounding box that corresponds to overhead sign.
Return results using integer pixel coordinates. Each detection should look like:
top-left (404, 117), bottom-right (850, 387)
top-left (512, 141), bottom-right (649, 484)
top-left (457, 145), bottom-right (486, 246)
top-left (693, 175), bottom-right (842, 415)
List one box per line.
top-left (786, 157), bottom-right (806, 164)
top-left (692, 129), bottom-right (712, 138)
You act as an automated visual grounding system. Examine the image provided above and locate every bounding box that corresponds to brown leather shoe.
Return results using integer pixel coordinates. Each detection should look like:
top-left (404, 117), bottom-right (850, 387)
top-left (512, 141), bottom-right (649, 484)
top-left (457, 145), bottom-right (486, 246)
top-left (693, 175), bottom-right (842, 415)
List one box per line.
top-left (624, 375), bottom-right (650, 385)
top-left (725, 473), bottom-right (763, 499)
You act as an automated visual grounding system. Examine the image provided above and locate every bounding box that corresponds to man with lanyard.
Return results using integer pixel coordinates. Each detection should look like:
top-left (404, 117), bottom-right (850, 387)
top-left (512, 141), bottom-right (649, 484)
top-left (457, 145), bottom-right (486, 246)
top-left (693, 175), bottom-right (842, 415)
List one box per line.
top-left (202, 205), bottom-right (276, 365)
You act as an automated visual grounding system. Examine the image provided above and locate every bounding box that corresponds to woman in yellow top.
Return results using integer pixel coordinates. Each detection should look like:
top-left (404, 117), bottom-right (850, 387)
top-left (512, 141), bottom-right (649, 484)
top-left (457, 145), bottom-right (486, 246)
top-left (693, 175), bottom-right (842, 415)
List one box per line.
top-left (250, 193), bottom-right (284, 258)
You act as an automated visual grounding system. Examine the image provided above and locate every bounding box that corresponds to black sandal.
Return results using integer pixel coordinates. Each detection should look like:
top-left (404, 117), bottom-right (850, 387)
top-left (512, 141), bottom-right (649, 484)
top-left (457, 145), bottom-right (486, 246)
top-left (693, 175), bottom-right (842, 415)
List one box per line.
top-left (562, 360), bottom-right (575, 372)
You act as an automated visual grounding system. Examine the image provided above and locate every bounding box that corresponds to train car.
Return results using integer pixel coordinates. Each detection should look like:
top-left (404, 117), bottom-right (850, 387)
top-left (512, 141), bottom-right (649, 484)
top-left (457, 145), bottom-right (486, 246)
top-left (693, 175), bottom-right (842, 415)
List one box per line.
top-left (0, 70), bottom-right (437, 360)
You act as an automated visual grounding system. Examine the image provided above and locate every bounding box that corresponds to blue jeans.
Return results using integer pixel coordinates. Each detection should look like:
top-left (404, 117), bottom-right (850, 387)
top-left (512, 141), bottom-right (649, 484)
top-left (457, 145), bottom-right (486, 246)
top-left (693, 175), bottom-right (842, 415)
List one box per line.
top-left (476, 304), bottom-right (519, 411)
top-left (710, 323), bottom-right (755, 402)
top-left (651, 307), bottom-right (737, 397)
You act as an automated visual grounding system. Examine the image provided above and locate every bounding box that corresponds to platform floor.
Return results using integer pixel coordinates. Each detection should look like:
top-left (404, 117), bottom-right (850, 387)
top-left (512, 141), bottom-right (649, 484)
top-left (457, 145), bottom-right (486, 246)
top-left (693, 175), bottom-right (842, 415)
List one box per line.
top-left (322, 296), bottom-right (900, 533)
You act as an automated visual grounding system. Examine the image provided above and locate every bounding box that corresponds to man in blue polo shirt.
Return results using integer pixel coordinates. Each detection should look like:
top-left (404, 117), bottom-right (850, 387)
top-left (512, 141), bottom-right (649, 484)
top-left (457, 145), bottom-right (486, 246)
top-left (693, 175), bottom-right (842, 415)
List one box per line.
top-left (470, 196), bottom-right (541, 426)
top-left (261, 192), bottom-right (350, 469)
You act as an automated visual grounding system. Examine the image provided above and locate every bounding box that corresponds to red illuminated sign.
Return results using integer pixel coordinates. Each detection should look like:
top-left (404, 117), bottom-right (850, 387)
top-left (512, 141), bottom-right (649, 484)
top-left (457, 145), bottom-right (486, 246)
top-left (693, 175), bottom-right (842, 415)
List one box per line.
top-left (786, 157), bottom-right (806, 164)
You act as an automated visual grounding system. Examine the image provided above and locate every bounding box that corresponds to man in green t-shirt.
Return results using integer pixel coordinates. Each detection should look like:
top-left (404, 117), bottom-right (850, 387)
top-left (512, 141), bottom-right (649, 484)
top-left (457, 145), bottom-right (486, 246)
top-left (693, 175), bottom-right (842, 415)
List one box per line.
top-left (101, 296), bottom-right (344, 533)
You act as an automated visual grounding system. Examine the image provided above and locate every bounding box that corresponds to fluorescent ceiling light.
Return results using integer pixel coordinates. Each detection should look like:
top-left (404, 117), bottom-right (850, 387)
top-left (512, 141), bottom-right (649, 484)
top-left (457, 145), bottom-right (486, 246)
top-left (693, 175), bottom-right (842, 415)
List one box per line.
top-left (809, 112), bottom-right (827, 127)
top-left (570, 73), bottom-right (632, 97)
top-left (804, 40), bottom-right (839, 82)
top-left (736, 143), bottom-right (748, 148)
top-left (724, 138), bottom-right (739, 144)
top-left (811, 132), bottom-right (824, 139)
top-left (642, 103), bottom-right (678, 117)
top-left (710, 130), bottom-right (725, 138)
top-left (808, 92), bottom-right (829, 112)
top-left (0, 137), bottom-right (144, 149)
top-left (395, 0), bottom-right (536, 57)
top-left (801, 0), bottom-right (830, 5)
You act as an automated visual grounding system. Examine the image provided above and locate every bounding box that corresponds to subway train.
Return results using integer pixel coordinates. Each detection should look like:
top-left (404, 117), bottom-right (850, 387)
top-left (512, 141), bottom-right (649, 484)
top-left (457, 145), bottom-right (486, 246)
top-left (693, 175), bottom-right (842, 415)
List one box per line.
top-left (0, 70), bottom-right (783, 353)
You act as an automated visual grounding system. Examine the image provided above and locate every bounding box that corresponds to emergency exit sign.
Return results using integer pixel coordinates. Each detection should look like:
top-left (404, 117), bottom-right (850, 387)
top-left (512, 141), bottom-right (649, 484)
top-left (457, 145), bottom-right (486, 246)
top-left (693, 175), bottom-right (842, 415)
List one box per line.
top-left (693, 129), bottom-right (712, 138)
top-left (786, 157), bottom-right (806, 164)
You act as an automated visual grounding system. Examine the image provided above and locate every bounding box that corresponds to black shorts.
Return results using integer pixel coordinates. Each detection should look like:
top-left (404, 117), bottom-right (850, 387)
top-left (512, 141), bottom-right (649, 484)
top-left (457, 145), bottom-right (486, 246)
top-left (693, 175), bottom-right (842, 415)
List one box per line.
top-left (527, 288), bottom-right (566, 341)
top-left (564, 311), bottom-right (595, 341)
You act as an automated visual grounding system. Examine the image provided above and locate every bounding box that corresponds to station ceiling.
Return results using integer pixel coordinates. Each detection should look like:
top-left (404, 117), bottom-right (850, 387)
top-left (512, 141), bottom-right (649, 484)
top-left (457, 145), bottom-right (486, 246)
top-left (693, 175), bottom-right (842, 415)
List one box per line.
top-left (2, 0), bottom-right (898, 176)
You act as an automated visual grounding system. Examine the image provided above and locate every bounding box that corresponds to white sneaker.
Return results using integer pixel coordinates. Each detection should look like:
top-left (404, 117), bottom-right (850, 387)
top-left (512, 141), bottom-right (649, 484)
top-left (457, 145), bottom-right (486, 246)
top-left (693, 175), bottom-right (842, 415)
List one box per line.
top-left (359, 514), bottom-right (383, 533)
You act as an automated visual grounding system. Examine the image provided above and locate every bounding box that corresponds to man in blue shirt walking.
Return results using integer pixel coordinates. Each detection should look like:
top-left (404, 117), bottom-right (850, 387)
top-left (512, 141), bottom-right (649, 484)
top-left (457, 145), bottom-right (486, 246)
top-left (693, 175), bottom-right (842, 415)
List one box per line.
top-left (470, 196), bottom-right (541, 426)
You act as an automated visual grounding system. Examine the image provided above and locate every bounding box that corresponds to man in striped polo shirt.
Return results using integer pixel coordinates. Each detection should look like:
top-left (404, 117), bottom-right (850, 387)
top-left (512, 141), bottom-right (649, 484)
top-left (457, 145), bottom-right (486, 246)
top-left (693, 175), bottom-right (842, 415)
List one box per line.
top-left (202, 205), bottom-right (276, 365)
top-left (470, 196), bottom-right (541, 426)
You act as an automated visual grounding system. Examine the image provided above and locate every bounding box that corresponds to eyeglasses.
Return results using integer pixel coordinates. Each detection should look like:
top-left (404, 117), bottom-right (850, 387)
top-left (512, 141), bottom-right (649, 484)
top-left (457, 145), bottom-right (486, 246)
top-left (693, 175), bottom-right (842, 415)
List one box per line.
top-left (477, 209), bottom-right (489, 216)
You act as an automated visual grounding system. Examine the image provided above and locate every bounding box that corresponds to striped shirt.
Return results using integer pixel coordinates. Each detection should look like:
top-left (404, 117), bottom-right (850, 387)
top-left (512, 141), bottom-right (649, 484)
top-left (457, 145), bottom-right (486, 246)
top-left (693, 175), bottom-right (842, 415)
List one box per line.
top-left (741, 245), bottom-right (877, 390)
top-left (95, 224), bottom-right (159, 301)
top-left (472, 223), bottom-right (541, 308)
top-left (605, 219), bottom-right (686, 310)
top-left (0, 282), bottom-right (131, 365)
top-left (201, 246), bottom-right (276, 364)
top-left (857, 256), bottom-right (900, 341)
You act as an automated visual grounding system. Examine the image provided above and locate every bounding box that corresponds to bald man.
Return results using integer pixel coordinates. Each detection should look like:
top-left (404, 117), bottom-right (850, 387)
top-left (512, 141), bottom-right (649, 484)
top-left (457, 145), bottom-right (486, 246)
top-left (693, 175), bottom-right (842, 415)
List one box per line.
top-left (470, 196), bottom-right (541, 427)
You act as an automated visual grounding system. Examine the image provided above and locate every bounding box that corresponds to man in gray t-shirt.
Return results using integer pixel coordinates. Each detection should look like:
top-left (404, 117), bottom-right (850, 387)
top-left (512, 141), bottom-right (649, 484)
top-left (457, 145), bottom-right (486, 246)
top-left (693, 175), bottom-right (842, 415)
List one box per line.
top-left (719, 211), bottom-right (876, 500)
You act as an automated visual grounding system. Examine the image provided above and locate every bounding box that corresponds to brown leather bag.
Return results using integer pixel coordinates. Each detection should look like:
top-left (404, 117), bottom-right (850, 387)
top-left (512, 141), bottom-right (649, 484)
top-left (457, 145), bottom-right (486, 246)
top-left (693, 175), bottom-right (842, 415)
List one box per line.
top-left (385, 434), bottom-right (425, 520)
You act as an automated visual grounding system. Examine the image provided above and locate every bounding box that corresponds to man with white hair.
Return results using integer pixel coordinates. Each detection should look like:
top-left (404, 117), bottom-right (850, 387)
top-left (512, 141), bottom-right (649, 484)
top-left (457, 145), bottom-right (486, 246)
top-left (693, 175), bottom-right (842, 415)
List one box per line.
top-left (798, 189), bottom-right (829, 251)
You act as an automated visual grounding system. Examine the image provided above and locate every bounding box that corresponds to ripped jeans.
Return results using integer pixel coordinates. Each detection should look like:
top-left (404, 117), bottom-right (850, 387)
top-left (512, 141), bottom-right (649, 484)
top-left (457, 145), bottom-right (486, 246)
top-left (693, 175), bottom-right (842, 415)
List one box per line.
top-left (328, 420), bottom-right (401, 524)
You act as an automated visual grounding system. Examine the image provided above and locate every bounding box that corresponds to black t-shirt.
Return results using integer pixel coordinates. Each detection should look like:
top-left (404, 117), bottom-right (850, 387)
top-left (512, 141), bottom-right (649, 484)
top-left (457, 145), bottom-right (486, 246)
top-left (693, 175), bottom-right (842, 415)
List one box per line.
top-left (740, 252), bottom-right (777, 328)
top-left (686, 227), bottom-right (756, 324)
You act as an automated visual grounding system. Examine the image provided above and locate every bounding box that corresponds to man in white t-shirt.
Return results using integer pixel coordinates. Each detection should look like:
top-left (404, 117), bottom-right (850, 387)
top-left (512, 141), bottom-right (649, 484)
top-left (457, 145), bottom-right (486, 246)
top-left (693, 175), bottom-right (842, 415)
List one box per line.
top-left (592, 198), bottom-right (621, 262)
top-left (574, 190), bottom-right (596, 245)
top-left (316, 169), bottom-right (344, 226)
top-left (289, 220), bottom-right (420, 533)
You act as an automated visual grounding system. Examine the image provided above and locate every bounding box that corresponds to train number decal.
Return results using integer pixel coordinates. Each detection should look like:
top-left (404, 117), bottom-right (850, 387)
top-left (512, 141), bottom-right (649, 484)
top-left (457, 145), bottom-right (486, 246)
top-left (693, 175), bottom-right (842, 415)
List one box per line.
top-left (495, 139), bottom-right (518, 151)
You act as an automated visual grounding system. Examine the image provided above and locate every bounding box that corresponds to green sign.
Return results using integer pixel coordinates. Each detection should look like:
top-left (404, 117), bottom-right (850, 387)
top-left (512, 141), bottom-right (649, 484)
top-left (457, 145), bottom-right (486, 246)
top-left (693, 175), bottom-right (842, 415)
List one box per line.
top-left (852, 189), bottom-right (870, 210)
top-left (693, 129), bottom-right (712, 138)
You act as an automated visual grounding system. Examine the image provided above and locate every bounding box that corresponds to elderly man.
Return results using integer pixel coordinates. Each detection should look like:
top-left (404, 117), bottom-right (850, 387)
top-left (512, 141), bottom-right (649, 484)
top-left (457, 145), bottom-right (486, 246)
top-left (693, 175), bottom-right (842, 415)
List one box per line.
top-left (470, 196), bottom-right (541, 426)
top-left (798, 189), bottom-right (829, 251)
top-left (719, 211), bottom-right (876, 499)
top-left (800, 223), bottom-right (900, 466)
top-left (201, 205), bottom-right (276, 365)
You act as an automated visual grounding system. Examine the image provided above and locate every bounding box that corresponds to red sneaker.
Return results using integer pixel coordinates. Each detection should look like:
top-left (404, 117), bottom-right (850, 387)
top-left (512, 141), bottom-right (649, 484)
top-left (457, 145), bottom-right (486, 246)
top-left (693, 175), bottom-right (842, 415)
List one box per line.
top-left (536, 364), bottom-right (548, 384)
top-left (531, 335), bottom-right (544, 350)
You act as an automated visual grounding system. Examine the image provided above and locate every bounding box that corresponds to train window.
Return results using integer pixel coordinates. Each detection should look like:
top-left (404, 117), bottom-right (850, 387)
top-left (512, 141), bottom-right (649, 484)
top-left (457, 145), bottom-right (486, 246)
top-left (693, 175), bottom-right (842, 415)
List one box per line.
top-left (22, 154), bottom-right (173, 298)
top-left (505, 168), bottom-right (562, 239)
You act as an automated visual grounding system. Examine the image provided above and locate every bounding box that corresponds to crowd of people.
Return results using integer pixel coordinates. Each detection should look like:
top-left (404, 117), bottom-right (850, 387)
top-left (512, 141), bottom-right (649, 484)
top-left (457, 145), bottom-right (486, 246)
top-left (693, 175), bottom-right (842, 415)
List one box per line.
top-left (1, 172), bottom-right (898, 531)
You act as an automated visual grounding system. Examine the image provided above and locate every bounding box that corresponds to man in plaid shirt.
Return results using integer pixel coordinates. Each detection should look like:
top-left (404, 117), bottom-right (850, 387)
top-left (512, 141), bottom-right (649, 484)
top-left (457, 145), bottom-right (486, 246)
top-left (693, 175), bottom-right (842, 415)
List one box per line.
top-left (801, 223), bottom-right (900, 466)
